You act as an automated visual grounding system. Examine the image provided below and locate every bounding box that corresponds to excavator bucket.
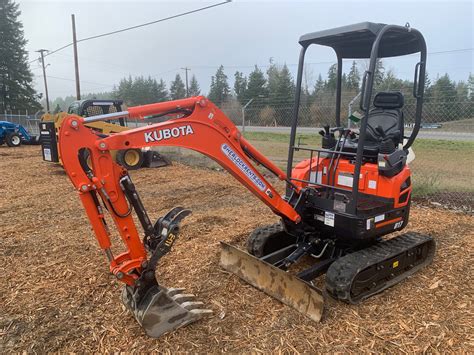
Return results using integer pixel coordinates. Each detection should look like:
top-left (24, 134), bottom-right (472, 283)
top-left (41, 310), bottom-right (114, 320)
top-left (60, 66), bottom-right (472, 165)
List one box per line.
top-left (220, 242), bottom-right (324, 322)
top-left (122, 284), bottom-right (212, 338)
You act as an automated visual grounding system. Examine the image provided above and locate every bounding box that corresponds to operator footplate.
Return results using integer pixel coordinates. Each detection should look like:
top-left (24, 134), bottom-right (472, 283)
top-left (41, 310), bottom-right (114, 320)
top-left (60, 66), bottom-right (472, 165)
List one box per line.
top-left (326, 232), bottom-right (435, 303)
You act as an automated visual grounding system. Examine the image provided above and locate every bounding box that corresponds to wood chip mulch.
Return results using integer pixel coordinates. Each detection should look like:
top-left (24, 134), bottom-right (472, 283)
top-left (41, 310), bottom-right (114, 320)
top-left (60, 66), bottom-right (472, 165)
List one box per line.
top-left (1, 146), bottom-right (473, 353)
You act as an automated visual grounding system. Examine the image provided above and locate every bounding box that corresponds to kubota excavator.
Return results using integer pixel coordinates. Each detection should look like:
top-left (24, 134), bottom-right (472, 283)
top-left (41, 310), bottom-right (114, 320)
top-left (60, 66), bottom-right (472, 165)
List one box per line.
top-left (58, 22), bottom-right (435, 337)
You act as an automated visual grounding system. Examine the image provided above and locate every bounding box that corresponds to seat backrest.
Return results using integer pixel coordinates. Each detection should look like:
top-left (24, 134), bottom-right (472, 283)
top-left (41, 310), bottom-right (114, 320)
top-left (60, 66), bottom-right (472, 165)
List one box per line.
top-left (366, 91), bottom-right (404, 144)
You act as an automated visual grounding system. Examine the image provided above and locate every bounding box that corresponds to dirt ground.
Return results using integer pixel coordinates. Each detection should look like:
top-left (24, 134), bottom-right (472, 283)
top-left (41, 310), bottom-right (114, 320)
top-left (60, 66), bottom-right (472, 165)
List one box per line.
top-left (1, 145), bottom-right (473, 353)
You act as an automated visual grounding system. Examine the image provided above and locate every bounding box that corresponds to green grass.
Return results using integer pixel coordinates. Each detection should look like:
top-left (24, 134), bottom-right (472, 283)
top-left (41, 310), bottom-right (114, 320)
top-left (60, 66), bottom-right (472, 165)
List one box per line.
top-left (438, 118), bottom-right (474, 133)
top-left (162, 131), bottom-right (473, 201)
top-left (242, 132), bottom-right (474, 195)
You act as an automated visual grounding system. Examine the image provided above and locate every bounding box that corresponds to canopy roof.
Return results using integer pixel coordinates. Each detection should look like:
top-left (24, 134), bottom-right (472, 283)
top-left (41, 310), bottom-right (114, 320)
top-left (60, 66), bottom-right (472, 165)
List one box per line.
top-left (299, 22), bottom-right (422, 58)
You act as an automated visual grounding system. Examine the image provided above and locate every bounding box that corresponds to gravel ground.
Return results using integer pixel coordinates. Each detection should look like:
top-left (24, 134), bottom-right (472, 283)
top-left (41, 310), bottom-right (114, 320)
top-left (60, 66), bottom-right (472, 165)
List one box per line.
top-left (1, 146), bottom-right (473, 353)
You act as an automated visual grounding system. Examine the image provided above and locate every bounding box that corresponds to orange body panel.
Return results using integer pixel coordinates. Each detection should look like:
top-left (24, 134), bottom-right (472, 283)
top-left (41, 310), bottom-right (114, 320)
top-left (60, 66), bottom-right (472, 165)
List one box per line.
top-left (291, 156), bottom-right (411, 208)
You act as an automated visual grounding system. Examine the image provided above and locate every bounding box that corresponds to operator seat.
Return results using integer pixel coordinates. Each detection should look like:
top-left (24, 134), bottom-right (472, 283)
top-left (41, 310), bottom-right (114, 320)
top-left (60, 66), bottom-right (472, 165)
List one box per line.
top-left (342, 91), bottom-right (405, 159)
top-left (365, 91), bottom-right (404, 147)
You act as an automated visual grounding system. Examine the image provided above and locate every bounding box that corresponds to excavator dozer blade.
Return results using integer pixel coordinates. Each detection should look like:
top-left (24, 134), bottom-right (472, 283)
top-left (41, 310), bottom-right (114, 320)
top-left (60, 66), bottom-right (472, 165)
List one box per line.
top-left (219, 242), bottom-right (324, 322)
top-left (122, 284), bottom-right (212, 338)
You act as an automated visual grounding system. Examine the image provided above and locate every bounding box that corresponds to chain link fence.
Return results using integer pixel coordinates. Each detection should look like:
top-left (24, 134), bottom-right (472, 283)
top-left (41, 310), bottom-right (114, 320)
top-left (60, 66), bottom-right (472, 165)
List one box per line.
top-left (0, 113), bottom-right (42, 136)
top-left (1, 97), bottom-right (472, 211)
top-left (219, 95), bottom-right (473, 211)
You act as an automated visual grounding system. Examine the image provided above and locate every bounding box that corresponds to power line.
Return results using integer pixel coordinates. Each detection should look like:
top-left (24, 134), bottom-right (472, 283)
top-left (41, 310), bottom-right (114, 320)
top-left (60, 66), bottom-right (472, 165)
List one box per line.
top-left (79, 1), bottom-right (231, 43)
top-left (28, 1), bottom-right (231, 64)
top-left (171, 48), bottom-right (474, 72)
top-left (34, 74), bottom-right (114, 87)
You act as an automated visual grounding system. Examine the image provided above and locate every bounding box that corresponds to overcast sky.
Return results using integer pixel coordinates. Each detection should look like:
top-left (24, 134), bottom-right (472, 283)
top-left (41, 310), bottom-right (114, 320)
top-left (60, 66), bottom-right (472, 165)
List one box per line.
top-left (18, 0), bottom-right (473, 100)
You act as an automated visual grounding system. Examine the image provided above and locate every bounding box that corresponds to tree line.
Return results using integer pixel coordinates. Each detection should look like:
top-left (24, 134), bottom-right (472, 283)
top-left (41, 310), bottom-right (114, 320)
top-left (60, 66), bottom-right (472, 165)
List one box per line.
top-left (1, 0), bottom-right (473, 125)
top-left (48, 62), bottom-right (473, 126)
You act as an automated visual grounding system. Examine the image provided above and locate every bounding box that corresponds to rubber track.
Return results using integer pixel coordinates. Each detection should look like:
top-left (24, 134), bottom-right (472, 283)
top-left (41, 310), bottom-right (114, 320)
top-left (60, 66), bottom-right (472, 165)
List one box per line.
top-left (325, 232), bottom-right (436, 304)
top-left (246, 223), bottom-right (284, 257)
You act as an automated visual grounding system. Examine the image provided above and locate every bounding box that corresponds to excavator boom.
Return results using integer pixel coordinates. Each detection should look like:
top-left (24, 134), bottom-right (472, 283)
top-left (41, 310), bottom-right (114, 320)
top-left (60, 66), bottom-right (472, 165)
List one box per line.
top-left (59, 96), bottom-right (321, 337)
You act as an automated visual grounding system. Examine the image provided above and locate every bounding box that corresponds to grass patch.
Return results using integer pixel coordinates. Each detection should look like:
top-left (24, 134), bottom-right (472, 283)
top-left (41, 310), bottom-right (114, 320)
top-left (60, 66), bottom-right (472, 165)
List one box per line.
top-left (243, 132), bottom-right (474, 196)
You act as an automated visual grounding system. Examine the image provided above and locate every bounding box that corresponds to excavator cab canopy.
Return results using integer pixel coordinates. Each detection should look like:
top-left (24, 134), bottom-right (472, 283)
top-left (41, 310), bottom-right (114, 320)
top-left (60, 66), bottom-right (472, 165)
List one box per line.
top-left (287, 22), bottom-right (427, 211)
top-left (298, 22), bottom-right (424, 58)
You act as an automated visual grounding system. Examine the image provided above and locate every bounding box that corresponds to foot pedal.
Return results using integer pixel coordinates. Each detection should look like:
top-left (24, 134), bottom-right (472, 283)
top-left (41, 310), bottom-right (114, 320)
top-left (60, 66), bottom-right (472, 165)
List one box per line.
top-left (122, 285), bottom-right (212, 338)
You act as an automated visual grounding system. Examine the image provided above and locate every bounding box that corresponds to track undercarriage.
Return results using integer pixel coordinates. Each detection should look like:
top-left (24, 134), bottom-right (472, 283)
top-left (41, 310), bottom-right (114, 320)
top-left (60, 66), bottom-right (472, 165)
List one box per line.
top-left (235, 223), bottom-right (435, 306)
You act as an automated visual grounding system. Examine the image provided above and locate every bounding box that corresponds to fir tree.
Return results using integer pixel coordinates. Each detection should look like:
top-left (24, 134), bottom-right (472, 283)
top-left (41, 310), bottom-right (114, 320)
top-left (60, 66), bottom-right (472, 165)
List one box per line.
top-left (245, 66), bottom-right (267, 103)
top-left (313, 74), bottom-right (325, 96)
top-left (267, 62), bottom-right (294, 106)
top-left (169, 74), bottom-right (186, 100)
top-left (325, 64), bottom-right (338, 93)
top-left (233, 71), bottom-right (247, 104)
top-left (374, 59), bottom-right (385, 86)
top-left (346, 61), bottom-right (360, 90)
top-left (430, 74), bottom-right (457, 120)
top-left (0, 0), bottom-right (41, 112)
top-left (155, 79), bottom-right (169, 102)
top-left (208, 65), bottom-right (230, 106)
top-left (188, 75), bottom-right (200, 96)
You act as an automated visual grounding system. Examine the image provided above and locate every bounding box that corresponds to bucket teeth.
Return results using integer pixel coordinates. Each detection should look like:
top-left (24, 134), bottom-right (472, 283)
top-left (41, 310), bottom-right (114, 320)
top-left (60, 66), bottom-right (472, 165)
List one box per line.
top-left (122, 285), bottom-right (212, 338)
top-left (165, 287), bottom-right (186, 297)
top-left (171, 293), bottom-right (196, 303)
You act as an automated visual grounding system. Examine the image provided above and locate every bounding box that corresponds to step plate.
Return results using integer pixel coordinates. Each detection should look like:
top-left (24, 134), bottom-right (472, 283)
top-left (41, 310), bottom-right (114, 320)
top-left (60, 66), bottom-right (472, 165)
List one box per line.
top-left (220, 242), bottom-right (324, 322)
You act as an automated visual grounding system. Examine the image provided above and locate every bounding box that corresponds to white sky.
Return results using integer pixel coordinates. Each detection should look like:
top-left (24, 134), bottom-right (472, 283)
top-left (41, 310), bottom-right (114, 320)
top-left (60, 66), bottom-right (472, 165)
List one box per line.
top-left (18, 0), bottom-right (474, 100)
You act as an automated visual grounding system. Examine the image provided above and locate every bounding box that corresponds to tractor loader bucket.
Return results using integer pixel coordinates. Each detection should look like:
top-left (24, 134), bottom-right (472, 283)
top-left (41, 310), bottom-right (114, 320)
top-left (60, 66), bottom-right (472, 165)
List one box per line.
top-left (220, 242), bottom-right (324, 322)
top-left (122, 284), bottom-right (212, 338)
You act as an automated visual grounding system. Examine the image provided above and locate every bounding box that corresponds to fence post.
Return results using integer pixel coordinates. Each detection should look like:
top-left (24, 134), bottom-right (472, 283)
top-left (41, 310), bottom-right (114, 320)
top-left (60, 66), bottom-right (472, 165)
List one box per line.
top-left (241, 106), bottom-right (245, 135)
top-left (242, 98), bottom-right (255, 136)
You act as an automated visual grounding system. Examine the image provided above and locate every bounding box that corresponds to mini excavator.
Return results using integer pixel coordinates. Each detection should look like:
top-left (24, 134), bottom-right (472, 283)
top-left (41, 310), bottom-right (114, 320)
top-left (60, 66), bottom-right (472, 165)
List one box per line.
top-left (58, 23), bottom-right (435, 337)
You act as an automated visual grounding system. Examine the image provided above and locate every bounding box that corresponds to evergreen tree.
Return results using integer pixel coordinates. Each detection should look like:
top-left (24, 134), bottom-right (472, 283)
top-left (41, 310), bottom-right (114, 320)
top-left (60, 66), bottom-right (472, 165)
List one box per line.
top-left (233, 71), bottom-right (247, 104)
top-left (341, 73), bottom-right (348, 90)
top-left (113, 76), bottom-right (133, 105)
top-left (430, 74), bottom-right (458, 121)
top-left (188, 75), bottom-right (200, 96)
top-left (208, 65), bottom-right (230, 106)
top-left (245, 66), bottom-right (267, 103)
top-left (374, 59), bottom-right (385, 86)
top-left (155, 79), bottom-right (169, 102)
top-left (379, 70), bottom-right (403, 91)
top-left (266, 61), bottom-right (280, 104)
top-left (325, 64), bottom-right (338, 93)
top-left (267, 62), bottom-right (294, 106)
top-left (313, 74), bottom-right (325, 96)
top-left (169, 74), bottom-right (186, 100)
top-left (277, 64), bottom-right (295, 101)
top-left (131, 76), bottom-right (148, 105)
top-left (0, 0), bottom-right (41, 112)
top-left (346, 61), bottom-right (360, 90)
top-left (468, 73), bottom-right (474, 99)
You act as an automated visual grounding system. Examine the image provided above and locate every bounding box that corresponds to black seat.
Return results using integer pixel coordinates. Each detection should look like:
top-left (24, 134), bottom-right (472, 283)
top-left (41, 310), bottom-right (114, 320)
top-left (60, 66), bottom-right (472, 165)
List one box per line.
top-left (366, 91), bottom-right (404, 146)
top-left (342, 91), bottom-right (405, 159)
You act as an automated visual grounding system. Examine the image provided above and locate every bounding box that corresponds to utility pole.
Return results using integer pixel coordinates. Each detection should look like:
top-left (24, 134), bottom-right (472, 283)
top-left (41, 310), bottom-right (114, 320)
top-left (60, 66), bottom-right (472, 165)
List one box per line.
top-left (71, 14), bottom-right (81, 100)
top-left (181, 67), bottom-right (190, 97)
top-left (36, 49), bottom-right (50, 111)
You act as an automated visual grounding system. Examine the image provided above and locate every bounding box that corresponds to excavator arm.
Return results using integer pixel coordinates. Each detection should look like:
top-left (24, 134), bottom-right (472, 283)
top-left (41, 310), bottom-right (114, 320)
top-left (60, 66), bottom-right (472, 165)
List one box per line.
top-left (58, 96), bottom-right (310, 337)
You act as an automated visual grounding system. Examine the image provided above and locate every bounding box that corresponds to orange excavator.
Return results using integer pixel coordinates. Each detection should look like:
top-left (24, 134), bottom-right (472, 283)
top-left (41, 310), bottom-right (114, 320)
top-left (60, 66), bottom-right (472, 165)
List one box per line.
top-left (58, 22), bottom-right (435, 337)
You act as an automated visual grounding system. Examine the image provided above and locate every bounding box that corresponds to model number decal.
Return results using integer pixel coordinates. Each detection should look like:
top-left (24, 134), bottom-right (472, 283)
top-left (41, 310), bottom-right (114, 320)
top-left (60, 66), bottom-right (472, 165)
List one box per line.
top-left (144, 125), bottom-right (194, 143)
top-left (221, 144), bottom-right (266, 191)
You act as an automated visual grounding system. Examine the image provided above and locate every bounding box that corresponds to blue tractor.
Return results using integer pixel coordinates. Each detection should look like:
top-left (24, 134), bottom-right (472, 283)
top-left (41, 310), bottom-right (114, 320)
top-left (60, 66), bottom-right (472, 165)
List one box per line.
top-left (0, 121), bottom-right (38, 147)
